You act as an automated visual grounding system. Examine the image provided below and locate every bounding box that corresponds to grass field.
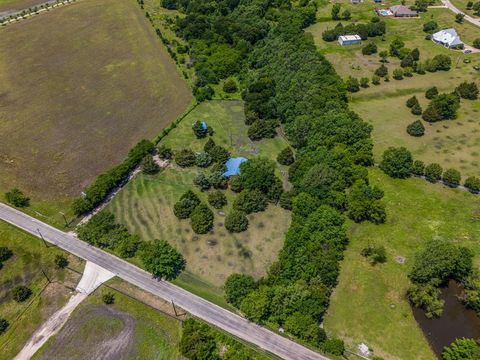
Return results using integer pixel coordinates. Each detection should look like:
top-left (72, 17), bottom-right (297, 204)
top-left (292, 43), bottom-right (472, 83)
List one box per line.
top-left (0, 221), bottom-right (82, 359)
top-left (324, 168), bottom-right (480, 360)
top-left (108, 100), bottom-right (291, 296)
top-left (0, 0), bottom-right (45, 13)
top-left (0, 0), bottom-right (192, 205)
top-left (308, 1), bottom-right (480, 176)
top-left (32, 286), bottom-right (183, 360)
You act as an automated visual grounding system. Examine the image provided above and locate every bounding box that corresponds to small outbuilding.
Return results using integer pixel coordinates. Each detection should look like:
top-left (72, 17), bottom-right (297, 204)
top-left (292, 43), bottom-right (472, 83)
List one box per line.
top-left (390, 5), bottom-right (418, 17)
top-left (432, 28), bottom-right (463, 48)
top-left (223, 157), bottom-right (248, 177)
top-left (338, 34), bottom-right (362, 46)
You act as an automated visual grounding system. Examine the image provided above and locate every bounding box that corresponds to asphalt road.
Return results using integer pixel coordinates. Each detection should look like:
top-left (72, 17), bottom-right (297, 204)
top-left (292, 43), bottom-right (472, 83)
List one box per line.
top-left (0, 203), bottom-right (328, 360)
top-left (440, 0), bottom-right (480, 27)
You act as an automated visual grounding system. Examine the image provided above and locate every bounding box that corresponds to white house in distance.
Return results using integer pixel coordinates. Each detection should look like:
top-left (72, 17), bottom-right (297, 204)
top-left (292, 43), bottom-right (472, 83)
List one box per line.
top-left (338, 35), bottom-right (362, 46)
top-left (432, 28), bottom-right (463, 48)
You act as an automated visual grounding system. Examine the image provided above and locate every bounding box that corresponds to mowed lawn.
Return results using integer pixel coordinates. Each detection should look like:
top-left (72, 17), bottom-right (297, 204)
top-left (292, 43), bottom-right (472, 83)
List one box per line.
top-left (0, 0), bottom-right (192, 203)
top-left (0, 221), bottom-right (82, 359)
top-left (32, 285), bottom-right (183, 360)
top-left (308, 1), bottom-right (480, 176)
top-left (324, 168), bottom-right (480, 360)
top-left (0, 0), bottom-right (45, 13)
top-left (108, 100), bottom-right (291, 296)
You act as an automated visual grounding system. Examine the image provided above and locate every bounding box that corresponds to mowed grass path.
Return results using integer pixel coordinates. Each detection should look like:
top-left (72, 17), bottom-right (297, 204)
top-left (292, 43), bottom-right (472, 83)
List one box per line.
top-left (0, 0), bottom-right (191, 201)
top-left (308, 1), bottom-right (480, 176)
top-left (324, 168), bottom-right (480, 360)
top-left (108, 100), bottom-right (291, 292)
top-left (0, 221), bottom-right (82, 359)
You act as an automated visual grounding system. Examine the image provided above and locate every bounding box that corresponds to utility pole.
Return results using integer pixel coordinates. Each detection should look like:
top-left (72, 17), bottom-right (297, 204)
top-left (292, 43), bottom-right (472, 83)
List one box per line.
top-left (41, 268), bottom-right (51, 283)
top-left (37, 228), bottom-right (49, 248)
top-left (171, 300), bottom-right (179, 317)
top-left (59, 212), bottom-right (68, 227)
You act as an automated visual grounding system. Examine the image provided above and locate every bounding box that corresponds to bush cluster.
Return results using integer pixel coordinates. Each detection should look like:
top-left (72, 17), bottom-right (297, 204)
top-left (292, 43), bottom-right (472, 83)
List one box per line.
top-left (72, 140), bottom-right (154, 215)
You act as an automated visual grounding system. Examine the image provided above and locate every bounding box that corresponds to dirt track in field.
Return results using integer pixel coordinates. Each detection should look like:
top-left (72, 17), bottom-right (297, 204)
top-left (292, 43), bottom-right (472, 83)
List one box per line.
top-left (0, 0), bottom-right (192, 200)
top-left (37, 304), bottom-right (137, 360)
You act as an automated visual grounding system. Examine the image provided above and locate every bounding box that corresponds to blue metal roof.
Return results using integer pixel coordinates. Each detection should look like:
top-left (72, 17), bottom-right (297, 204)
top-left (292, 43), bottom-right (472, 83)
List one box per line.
top-left (223, 157), bottom-right (248, 177)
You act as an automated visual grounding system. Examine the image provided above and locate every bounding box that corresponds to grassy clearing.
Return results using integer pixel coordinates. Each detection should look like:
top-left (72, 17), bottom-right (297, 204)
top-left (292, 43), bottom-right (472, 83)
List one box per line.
top-left (108, 100), bottom-right (291, 296)
top-left (0, 0), bottom-right (192, 204)
top-left (0, 221), bottom-right (82, 359)
top-left (324, 168), bottom-right (480, 360)
top-left (32, 284), bottom-right (183, 360)
top-left (308, 1), bottom-right (480, 176)
top-left (0, 0), bottom-right (45, 13)
top-left (450, 0), bottom-right (480, 18)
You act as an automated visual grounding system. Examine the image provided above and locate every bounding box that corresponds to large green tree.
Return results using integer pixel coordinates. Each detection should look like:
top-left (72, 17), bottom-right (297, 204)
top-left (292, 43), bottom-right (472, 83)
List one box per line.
top-left (140, 240), bottom-right (186, 280)
top-left (379, 147), bottom-right (413, 178)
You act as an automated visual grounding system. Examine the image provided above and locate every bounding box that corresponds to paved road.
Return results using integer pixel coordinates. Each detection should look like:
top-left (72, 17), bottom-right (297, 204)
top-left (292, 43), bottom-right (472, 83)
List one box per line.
top-left (0, 203), bottom-right (328, 360)
top-left (440, 0), bottom-right (480, 27)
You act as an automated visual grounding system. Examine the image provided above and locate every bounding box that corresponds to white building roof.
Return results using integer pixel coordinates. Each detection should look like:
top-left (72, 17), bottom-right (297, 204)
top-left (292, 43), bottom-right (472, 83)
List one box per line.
top-left (339, 35), bottom-right (361, 41)
top-left (432, 28), bottom-right (463, 47)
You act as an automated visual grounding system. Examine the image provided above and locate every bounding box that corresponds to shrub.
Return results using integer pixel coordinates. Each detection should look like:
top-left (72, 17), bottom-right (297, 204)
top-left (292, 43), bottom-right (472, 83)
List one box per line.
top-left (277, 147), bottom-right (295, 165)
top-left (223, 78), bottom-right (238, 93)
top-left (406, 96), bottom-right (419, 108)
top-left (408, 283), bottom-right (444, 318)
top-left (190, 203), bottom-right (214, 234)
top-left (401, 54), bottom-right (414, 68)
top-left (5, 188), bottom-right (29, 207)
top-left (12, 286), bottom-right (32, 302)
top-left (423, 93), bottom-right (460, 122)
top-left (284, 313), bottom-right (327, 346)
top-left (0, 318), bottom-right (9, 335)
top-left (411, 103), bottom-right (423, 115)
top-left (442, 168), bottom-right (461, 187)
top-left (208, 145), bottom-right (230, 164)
top-left (157, 145), bottom-right (173, 160)
top-left (54, 254), bottom-right (69, 269)
top-left (322, 338), bottom-right (345, 356)
top-left (346, 76), bottom-right (360, 92)
top-left (179, 319), bottom-right (217, 359)
top-left (140, 240), bottom-right (186, 280)
top-left (442, 338), bottom-right (480, 360)
top-left (0, 247), bottom-right (13, 262)
top-left (412, 160), bottom-right (425, 176)
top-left (279, 190), bottom-right (295, 210)
top-left (230, 176), bottom-right (243, 192)
top-left (455, 81), bottom-right (479, 100)
top-left (192, 120), bottom-right (209, 138)
top-left (248, 120), bottom-right (277, 140)
top-left (209, 172), bottom-right (227, 189)
top-left (193, 173), bottom-right (211, 191)
top-left (423, 20), bottom-right (438, 32)
top-left (141, 155), bottom-right (160, 174)
top-left (464, 176), bottom-right (480, 193)
top-left (175, 149), bottom-right (196, 167)
top-left (407, 120), bottom-right (425, 136)
top-left (425, 87), bottom-right (438, 99)
top-left (233, 189), bottom-right (268, 214)
top-left (208, 190), bottom-right (227, 209)
top-left (375, 64), bottom-right (388, 77)
top-left (195, 152), bottom-right (213, 168)
top-left (224, 274), bottom-right (256, 307)
top-left (360, 77), bottom-right (370, 88)
top-left (425, 163), bottom-right (443, 182)
top-left (362, 42), bottom-right (377, 55)
top-left (203, 138), bottom-right (216, 153)
top-left (431, 54), bottom-right (452, 71)
top-left (474, 38), bottom-right (480, 49)
top-left (393, 68), bottom-right (404, 80)
top-left (379, 147), bottom-right (413, 178)
top-left (225, 210), bottom-right (249, 233)
top-left (361, 244), bottom-right (387, 264)
top-left (102, 292), bottom-right (115, 305)
top-left (372, 75), bottom-right (381, 85)
top-left (173, 191), bottom-right (200, 219)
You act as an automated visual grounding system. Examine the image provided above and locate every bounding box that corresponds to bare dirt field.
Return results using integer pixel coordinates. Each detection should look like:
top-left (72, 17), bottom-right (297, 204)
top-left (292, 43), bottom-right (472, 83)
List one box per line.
top-left (0, 0), bottom-right (192, 201)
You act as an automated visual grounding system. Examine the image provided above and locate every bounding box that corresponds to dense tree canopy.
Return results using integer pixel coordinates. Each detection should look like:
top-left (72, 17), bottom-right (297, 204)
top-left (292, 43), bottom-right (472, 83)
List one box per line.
top-left (140, 240), bottom-right (186, 280)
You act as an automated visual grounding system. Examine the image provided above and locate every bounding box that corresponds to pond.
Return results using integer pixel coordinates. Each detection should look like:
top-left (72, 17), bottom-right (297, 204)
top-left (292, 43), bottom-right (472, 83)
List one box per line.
top-left (413, 280), bottom-right (480, 357)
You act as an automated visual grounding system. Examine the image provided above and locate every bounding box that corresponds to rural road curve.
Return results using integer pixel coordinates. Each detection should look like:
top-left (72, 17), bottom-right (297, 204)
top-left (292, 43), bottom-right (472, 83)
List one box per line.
top-left (0, 202), bottom-right (328, 360)
top-left (440, 0), bottom-right (480, 27)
